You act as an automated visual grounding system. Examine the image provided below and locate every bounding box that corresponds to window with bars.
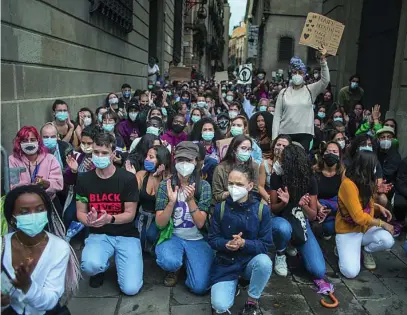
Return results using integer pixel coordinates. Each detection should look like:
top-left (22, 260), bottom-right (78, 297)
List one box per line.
top-left (278, 36), bottom-right (294, 62)
top-left (307, 46), bottom-right (317, 64)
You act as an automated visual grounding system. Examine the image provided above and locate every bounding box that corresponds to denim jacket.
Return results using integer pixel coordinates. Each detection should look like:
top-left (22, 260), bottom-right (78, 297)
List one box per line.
top-left (208, 195), bottom-right (273, 284)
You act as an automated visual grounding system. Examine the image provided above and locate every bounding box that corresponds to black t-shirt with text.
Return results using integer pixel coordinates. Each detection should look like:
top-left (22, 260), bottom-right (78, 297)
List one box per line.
top-left (76, 168), bottom-right (139, 237)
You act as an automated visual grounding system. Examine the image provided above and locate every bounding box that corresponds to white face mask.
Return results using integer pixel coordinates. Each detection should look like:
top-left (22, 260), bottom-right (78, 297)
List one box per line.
top-left (129, 112), bottom-right (138, 121)
top-left (337, 140), bottom-right (346, 150)
top-left (21, 142), bottom-right (39, 155)
top-left (83, 117), bottom-right (92, 126)
top-left (314, 73), bottom-right (319, 79)
top-left (228, 185), bottom-right (248, 202)
top-left (273, 160), bottom-right (284, 175)
top-left (175, 162), bottom-right (195, 177)
top-left (379, 139), bottom-right (392, 150)
top-left (292, 74), bottom-right (304, 86)
top-left (109, 97), bottom-right (119, 105)
top-left (229, 111), bottom-right (238, 119)
top-left (80, 143), bottom-right (93, 154)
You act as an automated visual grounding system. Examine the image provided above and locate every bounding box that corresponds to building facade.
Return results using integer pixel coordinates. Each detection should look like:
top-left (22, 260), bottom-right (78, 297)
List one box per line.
top-left (229, 22), bottom-right (247, 68)
top-left (1, 0), bottom-right (181, 153)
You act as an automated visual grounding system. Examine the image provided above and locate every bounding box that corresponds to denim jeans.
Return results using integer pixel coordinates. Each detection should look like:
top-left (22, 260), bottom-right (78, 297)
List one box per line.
top-left (322, 218), bottom-right (335, 236)
top-left (211, 254), bottom-right (273, 313)
top-left (155, 235), bottom-right (214, 295)
top-left (135, 211), bottom-right (160, 253)
top-left (81, 234), bottom-right (143, 295)
top-left (272, 217), bottom-right (326, 279)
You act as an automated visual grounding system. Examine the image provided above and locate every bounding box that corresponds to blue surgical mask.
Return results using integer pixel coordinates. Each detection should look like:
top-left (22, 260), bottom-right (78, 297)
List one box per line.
top-left (197, 101), bottom-right (207, 108)
top-left (350, 82), bottom-right (359, 89)
top-left (202, 131), bottom-right (214, 141)
top-left (359, 146), bottom-right (373, 152)
top-left (102, 123), bottom-right (115, 132)
top-left (191, 115), bottom-right (201, 123)
top-left (98, 113), bottom-right (103, 123)
top-left (181, 98), bottom-right (190, 103)
top-left (123, 91), bottom-right (131, 98)
top-left (55, 112), bottom-right (68, 121)
top-left (148, 85), bottom-right (153, 89)
top-left (226, 95), bottom-right (234, 102)
top-left (318, 112), bottom-right (326, 119)
top-left (129, 112), bottom-right (138, 121)
top-left (43, 138), bottom-right (58, 150)
top-left (15, 211), bottom-right (48, 237)
top-left (333, 117), bottom-right (343, 122)
top-left (237, 150), bottom-right (251, 162)
top-left (92, 154), bottom-right (111, 169)
top-left (231, 126), bottom-right (243, 136)
top-left (167, 92), bottom-right (172, 96)
top-left (259, 106), bottom-right (267, 112)
top-left (147, 126), bottom-right (160, 136)
top-left (144, 160), bottom-right (156, 172)
top-left (161, 108), bottom-right (168, 116)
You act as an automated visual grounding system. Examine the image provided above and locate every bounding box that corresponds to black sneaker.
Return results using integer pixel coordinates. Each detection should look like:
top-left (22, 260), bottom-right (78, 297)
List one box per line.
top-left (240, 301), bottom-right (263, 315)
top-left (89, 272), bottom-right (105, 288)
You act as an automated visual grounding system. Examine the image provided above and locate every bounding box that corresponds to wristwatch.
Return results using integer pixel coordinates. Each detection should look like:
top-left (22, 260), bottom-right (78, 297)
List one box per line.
top-left (110, 215), bottom-right (116, 224)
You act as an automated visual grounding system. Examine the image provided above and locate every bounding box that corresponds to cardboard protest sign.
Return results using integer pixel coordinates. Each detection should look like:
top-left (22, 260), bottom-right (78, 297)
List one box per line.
top-left (237, 64), bottom-right (253, 85)
top-left (299, 12), bottom-right (345, 56)
top-left (169, 67), bottom-right (190, 82)
top-left (216, 137), bottom-right (233, 160)
top-left (215, 71), bottom-right (229, 82)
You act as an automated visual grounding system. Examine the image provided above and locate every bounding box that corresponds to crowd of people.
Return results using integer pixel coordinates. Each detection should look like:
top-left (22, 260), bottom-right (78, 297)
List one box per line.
top-left (1, 46), bottom-right (407, 315)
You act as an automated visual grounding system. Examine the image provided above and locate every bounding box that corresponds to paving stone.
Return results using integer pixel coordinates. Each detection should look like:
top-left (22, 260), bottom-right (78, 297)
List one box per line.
top-left (361, 296), bottom-right (407, 315)
top-left (379, 277), bottom-right (407, 298)
top-left (298, 283), bottom-right (367, 315)
top-left (341, 270), bottom-right (392, 300)
top-left (118, 285), bottom-right (170, 315)
top-left (260, 293), bottom-right (313, 314)
top-left (68, 297), bottom-right (119, 315)
top-left (172, 284), bottom-right (210, 305)
top-left (170, 304), bottom-right (212, 315)
top-left (370, 250), bottom-right (407, 278)
top-left (74, 266), bottom-right (121, 297)
top-left (391, 239), bottom-right (407, 265)
top-left (143, 255), bottom-right (167, 285)
top-left (264, 273), bottom-right (301, 295)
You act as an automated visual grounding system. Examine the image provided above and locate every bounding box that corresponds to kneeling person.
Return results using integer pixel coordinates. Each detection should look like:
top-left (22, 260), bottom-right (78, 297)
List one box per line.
top-left (76, 132), bottom-right (143, 295)
top-left (209, 164), bottom-right (273, 315)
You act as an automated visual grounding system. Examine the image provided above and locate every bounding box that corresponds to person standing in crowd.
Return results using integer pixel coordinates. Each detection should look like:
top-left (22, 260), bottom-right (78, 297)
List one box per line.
top-left (117, 101), bottom-right (141, 148)
top-left (74, 108), bottom-right (96, 142)
top-left (249, 111), bottom-right (274, 160)
top-left (335, 151), bottom-right (394, 278)
top-left (76, 132), bottom-right (143, 295)
top-left (252, 68), bottom-right (269, 100)
top-left (52, 99), bottom-right (79, 149)
top-left (376, 126), bottom-right (401, 186)
top-left (154, 142), bottom-right (213, 294)
top-left (148, 57), bottom-right (160, 84)
top-left (272, 46), bottom-right (329, 152)
top-left (270, 144), bottom-right (325, 279)
top-left (347, 103), bottom-right (364, 137)
top-left (2, 185), bottom-right (80, 314)
top-left (338, 74), bottom-right (364, 113)
top-left (9, 126), bottom-right (64, 215)
top-left (209, 164), bottom-right (273, 315)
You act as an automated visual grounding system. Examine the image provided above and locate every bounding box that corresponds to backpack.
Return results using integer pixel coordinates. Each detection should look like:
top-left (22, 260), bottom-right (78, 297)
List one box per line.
top-left (220, 200), bottom-right (265, 221)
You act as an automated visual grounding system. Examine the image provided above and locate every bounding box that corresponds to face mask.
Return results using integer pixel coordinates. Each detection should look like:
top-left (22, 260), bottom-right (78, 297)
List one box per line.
top-left (148, 85), bottom-right (153, 89)
top-left (109, 97), bottom-right (119, 105)
top-left (15, 211), bottom-right (48, 237)
top-left (359, 146), bottom-right (373, 152)
top-left (197, 101), bottom-right (207, 108)
top-left (92, 154), bottom-right (111, 169)
top-left (191, 115), bottom-right (201, 123)
top-left (292, 74), bottom-right (304, 86)
top-left (323, 153), bottom-right (340, 167)
top-left (98, 113), bottom-right (103, 123)
top-left (82, 117), bottom-right (92, 127)
top-left (181, 98), bottom-right (190, 103)
top-left (102, 123), bottom-right (115, 132)
top-left (317, 112), bottom-right (326, 119)
top-left (222, 93), bottom-right (226, 98)
top-left (167, 92), bottom-right (172, 96)
top-left (231, 126), bottom-right (243, 136)
top-left (228, 185), bottom-right (249, 202)
top-left (175, 162), bottom-right (195, 177)
top-left (314, 73), bottom-right (319, 79)
top-left (257, 74), bottom-right (265, 80)
top-left (333, 117), bottom-right (343, 122)
top-left (229, 111), bottom-right (238, 119)
top-left (80, 143), bottom-right (93, 154)
top-left (350, 82), bottom-right (359, 89)
top-left (129, 112), bottom-right (138, 121)
top-left (55, 112), bottom-right (68, 121)
top-left (202, 131), bottom-right (214, 141)
top-left (226, 95), bottom-right (234, 102)
top-left (259, 106), bottom-right (267, 112)
top-left (123, 91), bottom-right (131, 98)
top-left (43, 138), bottom-right (57, 150)
top-left (146, 126), bottom-right (160, 136)
top-left (172, 124), bottom-right (184, 134)
top-left (273, 160), bottom-right (284, 175)
top-left (175, 96), bottom-right (181, 102)
top-left (21, 142), bottom-right (39, 155)
top-left (144, 160), bottom-right (156, 172)
top-left (337, 140), bottom-right (346, 150)
top-left (161, 108), bottom-right (168, 116)
top-left (236, 150), bottom-right (251, 162)
top-left (379, 139), bottom-right (392, 150)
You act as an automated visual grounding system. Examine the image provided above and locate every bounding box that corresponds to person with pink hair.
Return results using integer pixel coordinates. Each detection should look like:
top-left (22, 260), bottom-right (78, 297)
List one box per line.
top-left (8, 126), bottom-right (64, 214)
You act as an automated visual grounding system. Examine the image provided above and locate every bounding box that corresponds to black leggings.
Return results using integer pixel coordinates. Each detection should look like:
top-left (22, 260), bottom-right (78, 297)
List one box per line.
top-left (288, 133), bottom-right (313, 153)
top-left (394, 194), bottom-right (407, 222)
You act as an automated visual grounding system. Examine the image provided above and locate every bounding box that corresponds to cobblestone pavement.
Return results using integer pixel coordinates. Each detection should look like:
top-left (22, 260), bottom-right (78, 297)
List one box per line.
top-left (68, 235), bottom-right (407, 315)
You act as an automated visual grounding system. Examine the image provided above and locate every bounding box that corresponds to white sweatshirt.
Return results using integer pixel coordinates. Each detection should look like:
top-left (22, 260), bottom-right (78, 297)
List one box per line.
top-left (272, 60), bottom-right (330, 139)
top-left (2, 232), bottom-right (70, 315)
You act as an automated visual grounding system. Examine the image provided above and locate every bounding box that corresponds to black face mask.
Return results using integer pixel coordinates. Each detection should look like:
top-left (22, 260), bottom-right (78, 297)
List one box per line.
top-left (172, 124), bottom-right (185, 134)
top-left (323, 153), bottom-right (340, 167)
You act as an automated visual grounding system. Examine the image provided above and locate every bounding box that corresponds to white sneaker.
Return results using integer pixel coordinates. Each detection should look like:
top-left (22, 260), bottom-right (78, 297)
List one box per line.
top-left (286, 246), bottom-right (298, 257)
top-left (362, 250), bottom-right (376, 270)
top-left (274, 254), bottom-right (288, 277)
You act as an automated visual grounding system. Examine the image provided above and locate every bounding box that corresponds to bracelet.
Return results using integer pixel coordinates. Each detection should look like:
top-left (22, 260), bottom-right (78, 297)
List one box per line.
top-left (378, 219), bottom-right (382, 227)
top-left (189, 208), bottom-right (199, 215)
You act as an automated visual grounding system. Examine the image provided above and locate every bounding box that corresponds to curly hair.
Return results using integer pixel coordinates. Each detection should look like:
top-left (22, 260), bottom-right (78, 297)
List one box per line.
top-left (248, 111), bottom-right (274, 139)
top-left (347, 134), bottom-right (375, 160)
top-left (281, 144), bottom-right (312, 204)
top-left (188, 117), bottom-right (221, 143)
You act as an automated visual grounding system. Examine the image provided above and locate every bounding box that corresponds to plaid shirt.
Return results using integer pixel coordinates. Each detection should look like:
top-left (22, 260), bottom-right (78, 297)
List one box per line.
top-left (155, 179), bottom-right (212, 213)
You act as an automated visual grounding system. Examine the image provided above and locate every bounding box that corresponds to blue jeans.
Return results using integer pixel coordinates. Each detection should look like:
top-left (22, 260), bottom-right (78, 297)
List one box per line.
top-left (322, 218), bottom-right (335, 236)
top-left (211, 254), bottom-right (273, 313)
top-left (135, 212), bottom-right (160, 253)
top-left (271, 217), bottom-right (326, 279)
top-left (81, 234), bottom-right (143, 295)
top-left (155, 235), bottom-right (214, 295)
